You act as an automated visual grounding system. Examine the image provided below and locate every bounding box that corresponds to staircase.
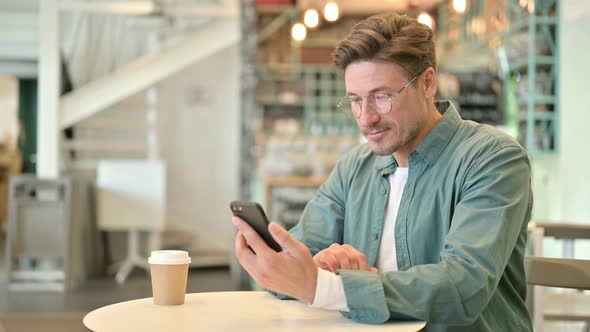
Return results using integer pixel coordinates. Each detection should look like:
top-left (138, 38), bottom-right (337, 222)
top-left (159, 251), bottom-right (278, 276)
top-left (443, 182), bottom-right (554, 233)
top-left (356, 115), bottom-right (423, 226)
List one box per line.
top-left (64, 91), bottom-right (156, 171)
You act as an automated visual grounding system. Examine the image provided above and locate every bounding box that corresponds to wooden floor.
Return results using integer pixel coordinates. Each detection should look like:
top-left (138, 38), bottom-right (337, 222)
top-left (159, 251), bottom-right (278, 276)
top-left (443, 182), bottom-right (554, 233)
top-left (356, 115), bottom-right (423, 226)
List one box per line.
top-left (0, 313), bottom-right (87, 332)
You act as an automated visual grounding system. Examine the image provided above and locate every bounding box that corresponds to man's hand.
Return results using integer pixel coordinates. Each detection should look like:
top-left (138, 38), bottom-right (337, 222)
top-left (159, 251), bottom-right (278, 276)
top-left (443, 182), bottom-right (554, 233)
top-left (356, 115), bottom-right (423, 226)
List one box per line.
top-left (313, 243), bottom-right (378, 273)
top-left (232, 217), bottom-right (318, 304)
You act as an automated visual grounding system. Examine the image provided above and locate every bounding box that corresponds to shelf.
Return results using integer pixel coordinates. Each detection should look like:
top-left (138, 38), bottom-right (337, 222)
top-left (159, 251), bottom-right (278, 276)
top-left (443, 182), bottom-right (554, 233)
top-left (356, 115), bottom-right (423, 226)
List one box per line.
top-left (454, 95), bottom-right (498, 107)
top-left (302, 39), bottom-right (339, 48)
top-left (517, 95), bottom-right (555, 106)
top-left (509, 16), bottom-right (558, 34)
top-left (255, 4), bottom-right (295, 15)
top-left (510, 56), bottom-right (555, 72)
top-left (257, 98), bottom-right (304, 107)
top-left (264, 176), bottom-right (327, 187)
top-left (518, 112), bottom-right (555, 121)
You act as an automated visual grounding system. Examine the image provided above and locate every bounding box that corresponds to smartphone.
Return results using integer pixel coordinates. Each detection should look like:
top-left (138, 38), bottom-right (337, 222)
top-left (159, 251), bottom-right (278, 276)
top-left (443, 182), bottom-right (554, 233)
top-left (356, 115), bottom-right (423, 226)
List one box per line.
top-left (230, 201), bottom-right (282, 252)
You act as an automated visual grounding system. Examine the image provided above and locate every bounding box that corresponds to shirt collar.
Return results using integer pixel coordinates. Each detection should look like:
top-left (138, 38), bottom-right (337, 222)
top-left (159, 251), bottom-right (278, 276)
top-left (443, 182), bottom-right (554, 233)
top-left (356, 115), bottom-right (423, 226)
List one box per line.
top-left (375, 100), bottom-right (461, 171)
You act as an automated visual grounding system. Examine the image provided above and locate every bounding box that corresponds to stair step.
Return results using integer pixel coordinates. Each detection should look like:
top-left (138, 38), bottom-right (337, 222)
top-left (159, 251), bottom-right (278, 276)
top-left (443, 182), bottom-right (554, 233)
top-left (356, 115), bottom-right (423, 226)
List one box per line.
top-left (114, 94), bottom-right (155, 111)
top-left (76, 118), bottom-right (150, 130)
top-left (63, 139), bottom-right (147, 152)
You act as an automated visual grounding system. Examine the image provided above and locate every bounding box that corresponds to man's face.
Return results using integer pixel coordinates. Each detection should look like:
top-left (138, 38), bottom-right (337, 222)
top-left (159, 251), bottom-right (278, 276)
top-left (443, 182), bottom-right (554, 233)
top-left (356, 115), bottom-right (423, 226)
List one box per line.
top-left (344, 61), bottom-right (429, 156)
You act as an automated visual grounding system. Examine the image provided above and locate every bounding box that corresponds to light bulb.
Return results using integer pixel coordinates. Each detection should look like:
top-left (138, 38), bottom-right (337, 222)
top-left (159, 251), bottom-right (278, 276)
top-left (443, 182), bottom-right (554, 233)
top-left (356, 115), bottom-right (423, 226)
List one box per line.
top-left (417, 12), bottom-right (434, 30)
top-left (304, 8), bottom-right (319, 28)
top-left (291, 23), bottom-right (307, 41)
top-left (453, 0), bottom-right (466, 13)
top-left (324, 2), bottom-right (339, 22)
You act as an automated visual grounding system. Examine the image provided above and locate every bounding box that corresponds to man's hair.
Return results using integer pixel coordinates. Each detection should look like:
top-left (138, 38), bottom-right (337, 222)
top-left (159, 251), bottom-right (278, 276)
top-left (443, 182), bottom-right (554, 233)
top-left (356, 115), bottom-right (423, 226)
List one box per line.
top-left (332, 12), bottom-right (436, 77)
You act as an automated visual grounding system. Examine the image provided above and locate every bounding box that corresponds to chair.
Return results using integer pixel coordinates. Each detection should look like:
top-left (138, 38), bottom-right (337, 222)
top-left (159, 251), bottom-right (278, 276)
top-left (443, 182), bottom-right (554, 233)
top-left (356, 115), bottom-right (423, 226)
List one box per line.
top-left (527, 221), bottom-right (590, 332)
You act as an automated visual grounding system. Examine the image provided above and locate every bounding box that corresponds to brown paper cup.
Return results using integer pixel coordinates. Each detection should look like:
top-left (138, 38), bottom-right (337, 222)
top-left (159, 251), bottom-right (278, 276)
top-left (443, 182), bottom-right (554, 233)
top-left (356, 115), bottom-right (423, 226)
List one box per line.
top-left (150, 263), bottom-right (189, 305)
top-left (148, 250), bottom-right (191, 306)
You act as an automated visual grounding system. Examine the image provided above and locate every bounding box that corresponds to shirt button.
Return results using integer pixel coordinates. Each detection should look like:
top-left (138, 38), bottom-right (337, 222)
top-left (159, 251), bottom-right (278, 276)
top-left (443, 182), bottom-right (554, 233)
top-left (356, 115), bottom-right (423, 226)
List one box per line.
top-left (380, 188), bottom-right (387, 195)
top-left (374, 233), bottom-right (379, 240)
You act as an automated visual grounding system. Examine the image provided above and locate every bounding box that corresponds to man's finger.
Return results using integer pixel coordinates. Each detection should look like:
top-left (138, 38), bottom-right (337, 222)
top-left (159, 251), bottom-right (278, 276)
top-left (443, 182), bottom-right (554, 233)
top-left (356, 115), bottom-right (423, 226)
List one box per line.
top-left (235, 231), bottom-right (256, 266)
top-left (358, 257), bottom-right (369, 271)
top-left (268, 222), bottom-right (304, 254)
top-left (314, 251), bottom-right (340, 272)
top-left (331, 247), bottom-right (352, 270)
top-left (341, 244), bottom-right (365, 270)
top-left (235, 231), bottom-right (254, 254)
top-left (322, 250), bottom-right (341, 272)
top-left (318, 262), bottom-right (331, 271)
top-left (351, 251), bottom-right (368, 271)
top-left (233, 218), bottom-right (274, 257)
top-left (341, 248), bottom-right (359, 270)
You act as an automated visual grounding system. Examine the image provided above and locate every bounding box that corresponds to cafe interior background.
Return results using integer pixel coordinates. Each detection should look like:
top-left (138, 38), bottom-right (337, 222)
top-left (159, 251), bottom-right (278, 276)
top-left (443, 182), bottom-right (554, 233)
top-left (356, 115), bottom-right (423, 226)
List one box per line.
top-left (0, 0), bottom-right (588, 331)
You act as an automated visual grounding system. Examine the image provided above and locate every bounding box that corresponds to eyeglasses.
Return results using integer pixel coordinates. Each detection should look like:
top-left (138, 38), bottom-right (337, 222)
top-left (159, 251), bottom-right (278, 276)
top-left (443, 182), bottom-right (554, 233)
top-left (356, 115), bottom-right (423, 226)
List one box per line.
top-left (337, 73), bottom-right (421, 118)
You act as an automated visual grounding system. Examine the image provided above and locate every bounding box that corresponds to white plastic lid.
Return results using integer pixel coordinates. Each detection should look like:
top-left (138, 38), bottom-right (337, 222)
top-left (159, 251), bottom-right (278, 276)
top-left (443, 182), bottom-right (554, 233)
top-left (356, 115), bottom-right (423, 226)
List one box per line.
top-left (148, 250), bottom-right (191, 265)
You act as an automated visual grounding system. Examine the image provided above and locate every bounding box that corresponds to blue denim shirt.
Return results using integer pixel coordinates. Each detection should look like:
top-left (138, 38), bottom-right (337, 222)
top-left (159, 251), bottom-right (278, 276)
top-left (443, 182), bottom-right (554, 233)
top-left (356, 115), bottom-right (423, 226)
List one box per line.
top-left (290, 101), bottom-right (533, 331)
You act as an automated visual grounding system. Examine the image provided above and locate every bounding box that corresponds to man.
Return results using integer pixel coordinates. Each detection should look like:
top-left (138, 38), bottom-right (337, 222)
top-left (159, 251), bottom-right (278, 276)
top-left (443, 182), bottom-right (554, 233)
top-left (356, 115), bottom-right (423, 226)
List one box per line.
top-left (233, 12), bottom-right (533, 331)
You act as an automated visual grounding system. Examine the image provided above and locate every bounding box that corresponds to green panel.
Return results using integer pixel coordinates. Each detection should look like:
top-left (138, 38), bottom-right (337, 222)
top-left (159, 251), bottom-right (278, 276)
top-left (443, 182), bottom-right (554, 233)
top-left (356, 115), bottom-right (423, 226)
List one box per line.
top-left (503, 0), bottom-right (559, 154)
top-left (17, 78), bottom-right (37, 173)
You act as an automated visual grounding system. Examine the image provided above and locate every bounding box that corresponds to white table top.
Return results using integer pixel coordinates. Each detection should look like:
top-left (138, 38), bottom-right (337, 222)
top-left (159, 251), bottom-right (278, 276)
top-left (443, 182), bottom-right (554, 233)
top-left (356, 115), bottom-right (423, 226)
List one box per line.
top-left (83, 291), bottom-right (426, 332)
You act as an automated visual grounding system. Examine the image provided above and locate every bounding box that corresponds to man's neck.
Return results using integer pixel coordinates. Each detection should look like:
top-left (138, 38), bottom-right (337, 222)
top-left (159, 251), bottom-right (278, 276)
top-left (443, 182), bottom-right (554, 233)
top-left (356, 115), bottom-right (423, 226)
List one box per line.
top-left (393, 102), bottom-right (442, 167)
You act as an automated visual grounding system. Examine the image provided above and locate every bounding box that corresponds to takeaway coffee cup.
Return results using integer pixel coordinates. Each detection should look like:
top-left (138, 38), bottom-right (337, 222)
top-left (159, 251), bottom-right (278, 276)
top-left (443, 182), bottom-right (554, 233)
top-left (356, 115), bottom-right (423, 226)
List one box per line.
top-left (148, 250), bottom-right (191, 305)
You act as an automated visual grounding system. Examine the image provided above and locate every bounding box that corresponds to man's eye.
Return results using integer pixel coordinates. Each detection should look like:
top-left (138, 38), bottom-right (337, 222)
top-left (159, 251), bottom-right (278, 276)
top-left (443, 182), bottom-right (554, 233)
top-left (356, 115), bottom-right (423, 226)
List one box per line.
top-left (373, 94), bottom-right (390, 101)
top-left (350, 98), bottom-right (363, 104)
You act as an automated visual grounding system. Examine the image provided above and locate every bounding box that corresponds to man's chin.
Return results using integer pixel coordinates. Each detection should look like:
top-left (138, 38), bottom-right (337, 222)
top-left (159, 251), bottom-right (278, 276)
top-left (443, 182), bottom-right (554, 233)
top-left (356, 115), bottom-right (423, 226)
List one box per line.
top-left (367, 141), bottom-right (398, 155)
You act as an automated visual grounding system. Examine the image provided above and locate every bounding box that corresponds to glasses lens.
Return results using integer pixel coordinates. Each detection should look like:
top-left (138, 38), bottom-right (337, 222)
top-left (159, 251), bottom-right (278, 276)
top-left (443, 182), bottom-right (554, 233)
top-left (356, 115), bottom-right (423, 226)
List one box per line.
top-left (338, 94), bottom-right (393, 118)
top-left (372, 94), bottom-right (392, 114)
top-left (338, 98), bottom-right (361, 118)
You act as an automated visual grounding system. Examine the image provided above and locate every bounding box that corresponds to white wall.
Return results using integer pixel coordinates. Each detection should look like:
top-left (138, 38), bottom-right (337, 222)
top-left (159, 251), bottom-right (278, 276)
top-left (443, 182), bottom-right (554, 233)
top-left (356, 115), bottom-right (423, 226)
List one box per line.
top-left (557, 0), bottom-right (590, 223)
top-left (158, 44), bottom-right (240, 253)
top-left (531, 0), bottom-right (590, 258)
top-left (558, 0), bottom-right (590, 258)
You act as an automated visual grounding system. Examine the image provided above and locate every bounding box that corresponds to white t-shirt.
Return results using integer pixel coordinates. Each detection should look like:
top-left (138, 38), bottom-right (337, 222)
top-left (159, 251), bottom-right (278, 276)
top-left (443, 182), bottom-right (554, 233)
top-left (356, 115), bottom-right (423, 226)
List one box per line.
top-left (311, 167), bottom-right (409, 311)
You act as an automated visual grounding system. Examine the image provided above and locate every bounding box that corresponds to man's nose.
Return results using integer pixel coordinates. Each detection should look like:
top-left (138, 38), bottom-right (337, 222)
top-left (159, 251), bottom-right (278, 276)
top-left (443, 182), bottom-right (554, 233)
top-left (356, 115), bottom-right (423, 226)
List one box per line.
top-left (357, 103), bottom-right (380, 127)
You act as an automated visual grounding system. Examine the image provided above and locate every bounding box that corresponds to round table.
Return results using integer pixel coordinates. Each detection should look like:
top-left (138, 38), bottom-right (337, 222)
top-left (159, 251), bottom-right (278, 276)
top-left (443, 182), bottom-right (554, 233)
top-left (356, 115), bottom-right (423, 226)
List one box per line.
top-left (84, 291), bottom-right (426, 332)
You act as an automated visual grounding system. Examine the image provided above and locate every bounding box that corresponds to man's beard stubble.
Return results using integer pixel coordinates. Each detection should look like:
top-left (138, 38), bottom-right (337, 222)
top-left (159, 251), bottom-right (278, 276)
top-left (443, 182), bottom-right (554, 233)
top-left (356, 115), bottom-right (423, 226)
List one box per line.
top-left (365, 119), bottom-right (425, 156)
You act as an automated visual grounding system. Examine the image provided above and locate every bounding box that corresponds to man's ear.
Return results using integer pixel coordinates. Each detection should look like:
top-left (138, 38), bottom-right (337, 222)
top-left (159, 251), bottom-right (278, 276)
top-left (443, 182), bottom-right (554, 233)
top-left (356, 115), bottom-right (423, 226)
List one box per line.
top-left (422, 67), bottom-right (437, 99)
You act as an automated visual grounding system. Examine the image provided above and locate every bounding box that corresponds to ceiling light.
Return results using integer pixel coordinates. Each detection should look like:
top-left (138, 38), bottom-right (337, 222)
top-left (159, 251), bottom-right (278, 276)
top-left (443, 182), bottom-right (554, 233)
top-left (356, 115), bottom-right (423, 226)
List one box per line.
top-left (304, 8), bottom-right (319, 28)
top-left (453, 0), bottom-right (466, 13)
top-left (417, 12), bottom-right (434, 30)
top-left (291, 23), bottom-right (307, 42)
top-left (324, 2), bottom-right (339, 22)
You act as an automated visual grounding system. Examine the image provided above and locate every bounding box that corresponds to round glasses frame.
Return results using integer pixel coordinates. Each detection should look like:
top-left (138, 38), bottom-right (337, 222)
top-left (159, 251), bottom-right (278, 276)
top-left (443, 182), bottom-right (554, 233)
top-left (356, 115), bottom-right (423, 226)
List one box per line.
top-left (337, 73), bottom-right (421, 119)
